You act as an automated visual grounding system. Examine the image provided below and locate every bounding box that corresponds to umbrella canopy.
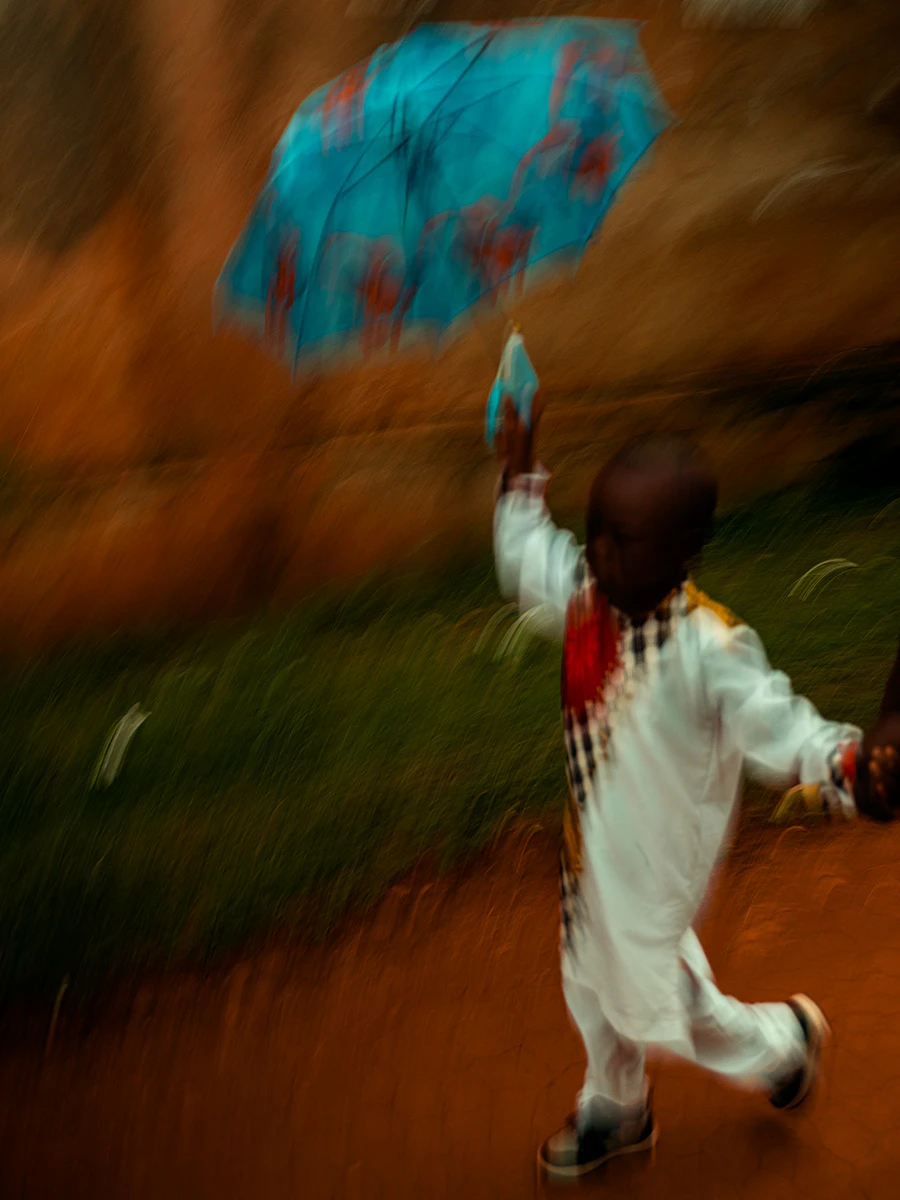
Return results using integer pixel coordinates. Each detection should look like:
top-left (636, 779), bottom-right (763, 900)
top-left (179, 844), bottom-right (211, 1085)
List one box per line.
top-left (215, 18), bottom-right (670, 375)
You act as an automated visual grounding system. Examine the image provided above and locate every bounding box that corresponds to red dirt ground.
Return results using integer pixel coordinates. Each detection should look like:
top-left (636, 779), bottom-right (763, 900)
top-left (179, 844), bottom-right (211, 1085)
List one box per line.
top-left (1, 819), bottom-right (899, 1199)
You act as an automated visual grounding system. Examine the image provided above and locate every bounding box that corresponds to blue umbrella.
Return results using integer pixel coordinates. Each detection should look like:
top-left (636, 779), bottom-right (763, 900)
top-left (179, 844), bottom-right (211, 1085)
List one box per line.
top-left (214, 18), bottom-right (670, 375)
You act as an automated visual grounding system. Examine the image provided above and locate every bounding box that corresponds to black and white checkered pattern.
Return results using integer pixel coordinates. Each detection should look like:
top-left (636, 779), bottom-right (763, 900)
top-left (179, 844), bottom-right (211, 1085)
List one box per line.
top-left (563, 562), bottom-right (687, 810)
top-left (560, 567), bottom-right (691, 957)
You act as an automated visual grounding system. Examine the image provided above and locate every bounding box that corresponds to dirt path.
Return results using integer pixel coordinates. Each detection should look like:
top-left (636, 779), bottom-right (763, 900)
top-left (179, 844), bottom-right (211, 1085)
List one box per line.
top-left (2, 820), bottom-right (899, 1199)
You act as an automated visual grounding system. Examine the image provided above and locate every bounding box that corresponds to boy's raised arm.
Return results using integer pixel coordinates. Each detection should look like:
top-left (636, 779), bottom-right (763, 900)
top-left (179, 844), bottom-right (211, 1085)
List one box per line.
top-left (493, 396), bottom-right (581, 637)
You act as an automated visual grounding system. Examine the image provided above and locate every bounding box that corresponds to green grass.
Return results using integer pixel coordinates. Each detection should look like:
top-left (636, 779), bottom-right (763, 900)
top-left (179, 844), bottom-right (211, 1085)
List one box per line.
top-left (0, 480), bottom-right (898, 1008)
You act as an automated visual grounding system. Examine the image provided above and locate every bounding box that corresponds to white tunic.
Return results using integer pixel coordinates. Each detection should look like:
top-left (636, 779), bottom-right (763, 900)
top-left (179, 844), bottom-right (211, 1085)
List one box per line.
top-left (494, 471), bottom-right (860, 1056)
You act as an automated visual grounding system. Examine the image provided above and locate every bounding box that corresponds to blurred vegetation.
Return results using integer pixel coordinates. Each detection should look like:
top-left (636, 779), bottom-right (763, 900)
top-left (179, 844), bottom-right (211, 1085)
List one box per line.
top-left (0, 462), bottom-right (898, 1009)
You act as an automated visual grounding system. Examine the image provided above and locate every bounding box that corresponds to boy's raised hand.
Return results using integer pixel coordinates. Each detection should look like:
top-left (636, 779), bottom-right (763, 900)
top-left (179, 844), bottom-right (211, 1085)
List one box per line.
top-left (855, 638), bottom-right (900, 821)
top-left (496, 393), bottom-right (545, 480)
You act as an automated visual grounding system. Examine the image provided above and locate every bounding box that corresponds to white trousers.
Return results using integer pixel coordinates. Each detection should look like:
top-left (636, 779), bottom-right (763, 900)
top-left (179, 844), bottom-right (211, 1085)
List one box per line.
top-left (563, 928), bottom-right (807, 1127)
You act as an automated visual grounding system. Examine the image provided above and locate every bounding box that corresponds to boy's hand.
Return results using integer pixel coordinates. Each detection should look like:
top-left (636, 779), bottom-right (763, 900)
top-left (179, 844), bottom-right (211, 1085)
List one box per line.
top-left (495, 393), bottom-right (545, 480)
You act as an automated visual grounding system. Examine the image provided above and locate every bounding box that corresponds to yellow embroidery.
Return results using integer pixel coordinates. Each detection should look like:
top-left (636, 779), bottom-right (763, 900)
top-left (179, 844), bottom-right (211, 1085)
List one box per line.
top-left (562, 790), bottom-right (583, 878)
top-left (772, 783), bottom-right (824, 824)
top-left (684, 581), bottom-right (743, 629)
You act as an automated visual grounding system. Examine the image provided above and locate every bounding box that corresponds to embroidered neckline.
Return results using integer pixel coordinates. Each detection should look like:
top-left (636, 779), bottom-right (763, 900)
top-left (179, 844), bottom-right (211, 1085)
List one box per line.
top-left (613, 581), bottom-right (689, 632)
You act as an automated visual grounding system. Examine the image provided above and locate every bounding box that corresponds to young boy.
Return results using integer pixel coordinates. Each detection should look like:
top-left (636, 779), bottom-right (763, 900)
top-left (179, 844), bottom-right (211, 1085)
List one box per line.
top-left (493, 398), bottom-right (900, 1181)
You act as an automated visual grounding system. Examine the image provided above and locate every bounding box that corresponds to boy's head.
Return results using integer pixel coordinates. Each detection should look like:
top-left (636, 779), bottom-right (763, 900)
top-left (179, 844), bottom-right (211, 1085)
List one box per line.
top-left (585, 433), bottom-right (718, 618)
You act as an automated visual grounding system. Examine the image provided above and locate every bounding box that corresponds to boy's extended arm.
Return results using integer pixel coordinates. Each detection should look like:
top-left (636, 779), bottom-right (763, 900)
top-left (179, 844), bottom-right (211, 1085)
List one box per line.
top-left (702, 620), bottom-right (861, 818)
top-left (493, 467), bottom-right (581, 639)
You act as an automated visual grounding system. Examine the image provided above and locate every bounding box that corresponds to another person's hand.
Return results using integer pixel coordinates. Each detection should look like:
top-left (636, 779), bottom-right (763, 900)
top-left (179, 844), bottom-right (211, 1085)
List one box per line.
top-left (855, 716), bottom-right (900, 820)
top-left (855, 639), bottom-right (900, 820)
top-left (495, 392), bottom-right (545, 481)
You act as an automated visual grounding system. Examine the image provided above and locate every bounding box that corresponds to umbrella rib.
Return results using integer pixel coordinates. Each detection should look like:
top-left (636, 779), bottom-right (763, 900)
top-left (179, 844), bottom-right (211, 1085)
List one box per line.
top-left (274, 33), bottom-right (491, 188)
top-left (413, 30), bottom-right (496, 131)
top-left (335, 34), bottom-right (498, 203)
top-left (340, 88), bottom-right (527, 200)
top-left (274, 48), bottom-right (651, 196)
top-left (291, 110), bottom-right (397, 358)
top-left (338, 70), bottom-right (656, 201)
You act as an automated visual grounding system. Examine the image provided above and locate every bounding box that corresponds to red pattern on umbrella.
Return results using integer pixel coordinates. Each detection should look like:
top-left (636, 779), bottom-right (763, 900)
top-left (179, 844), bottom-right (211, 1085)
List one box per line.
top-left (455, 201), bottom-right (535, 304)
top-left (478, 222), bottom-right (535, 302)
top-left (571, 134), bottom-right (616, 201)
top-left (321, 59), bottom-right (376, 151)
top-left (551, 39), bottom-right (637, 124)
top-left (266, 238), bottom-right (298, 350)
top-left (355, 242), bottom-right (407, 355)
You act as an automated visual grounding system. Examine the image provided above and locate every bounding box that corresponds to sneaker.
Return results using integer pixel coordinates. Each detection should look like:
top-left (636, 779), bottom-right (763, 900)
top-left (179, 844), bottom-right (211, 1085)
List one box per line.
top-left (537, 1101), bottom-right (657, 1181)
top-left (768, 994), bottom-right (831, 1111)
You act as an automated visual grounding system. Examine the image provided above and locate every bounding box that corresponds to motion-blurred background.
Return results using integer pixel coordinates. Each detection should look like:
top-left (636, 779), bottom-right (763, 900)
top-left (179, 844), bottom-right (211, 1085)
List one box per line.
top-left (1, 0), bottom-right (899, 649)
top-left (0, 0), bottom-right (899, 1011)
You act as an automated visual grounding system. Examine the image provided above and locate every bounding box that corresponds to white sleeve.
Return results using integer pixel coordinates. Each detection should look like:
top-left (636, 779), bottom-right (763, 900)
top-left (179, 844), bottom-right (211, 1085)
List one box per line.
top-left (702, 619), bottom-right (861, 817)
top-left (493, 467), bottom-right (581, 640)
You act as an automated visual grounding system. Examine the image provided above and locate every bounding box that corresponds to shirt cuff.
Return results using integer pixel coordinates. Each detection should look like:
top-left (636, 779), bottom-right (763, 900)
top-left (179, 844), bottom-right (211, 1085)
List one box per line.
top-left (821, 738), bottom-right (860, 819)
top-left (497, 463), bottom-right (551, 500)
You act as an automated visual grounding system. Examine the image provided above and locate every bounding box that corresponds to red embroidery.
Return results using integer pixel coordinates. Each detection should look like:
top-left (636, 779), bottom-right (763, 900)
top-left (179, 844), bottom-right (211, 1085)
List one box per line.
top-left (841, 742), bottom-right (858, 788)
top-left (561, 587), bottom-right (620, 719)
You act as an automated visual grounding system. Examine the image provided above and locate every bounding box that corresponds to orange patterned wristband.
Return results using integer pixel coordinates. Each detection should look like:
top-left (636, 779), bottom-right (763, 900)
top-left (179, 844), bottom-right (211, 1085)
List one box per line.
top-left (841, 742), bottom-right (858, 789)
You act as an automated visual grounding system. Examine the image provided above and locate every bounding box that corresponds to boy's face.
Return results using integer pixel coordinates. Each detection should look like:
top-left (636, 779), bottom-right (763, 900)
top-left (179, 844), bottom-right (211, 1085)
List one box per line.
top-left (586, 462), bottom-right (699, 618)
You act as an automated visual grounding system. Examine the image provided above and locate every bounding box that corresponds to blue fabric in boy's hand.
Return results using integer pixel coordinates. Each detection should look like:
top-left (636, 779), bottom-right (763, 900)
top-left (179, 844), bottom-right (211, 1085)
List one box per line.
top-left (485, 331), bottom-right (539, 448)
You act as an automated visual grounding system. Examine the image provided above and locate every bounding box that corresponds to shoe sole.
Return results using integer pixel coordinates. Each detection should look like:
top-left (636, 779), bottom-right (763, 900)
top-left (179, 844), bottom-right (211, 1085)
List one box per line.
top-left (772, 994), bottom-right (831, 1111)
top-left (537, 1123), bottom-right (658, 1182)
